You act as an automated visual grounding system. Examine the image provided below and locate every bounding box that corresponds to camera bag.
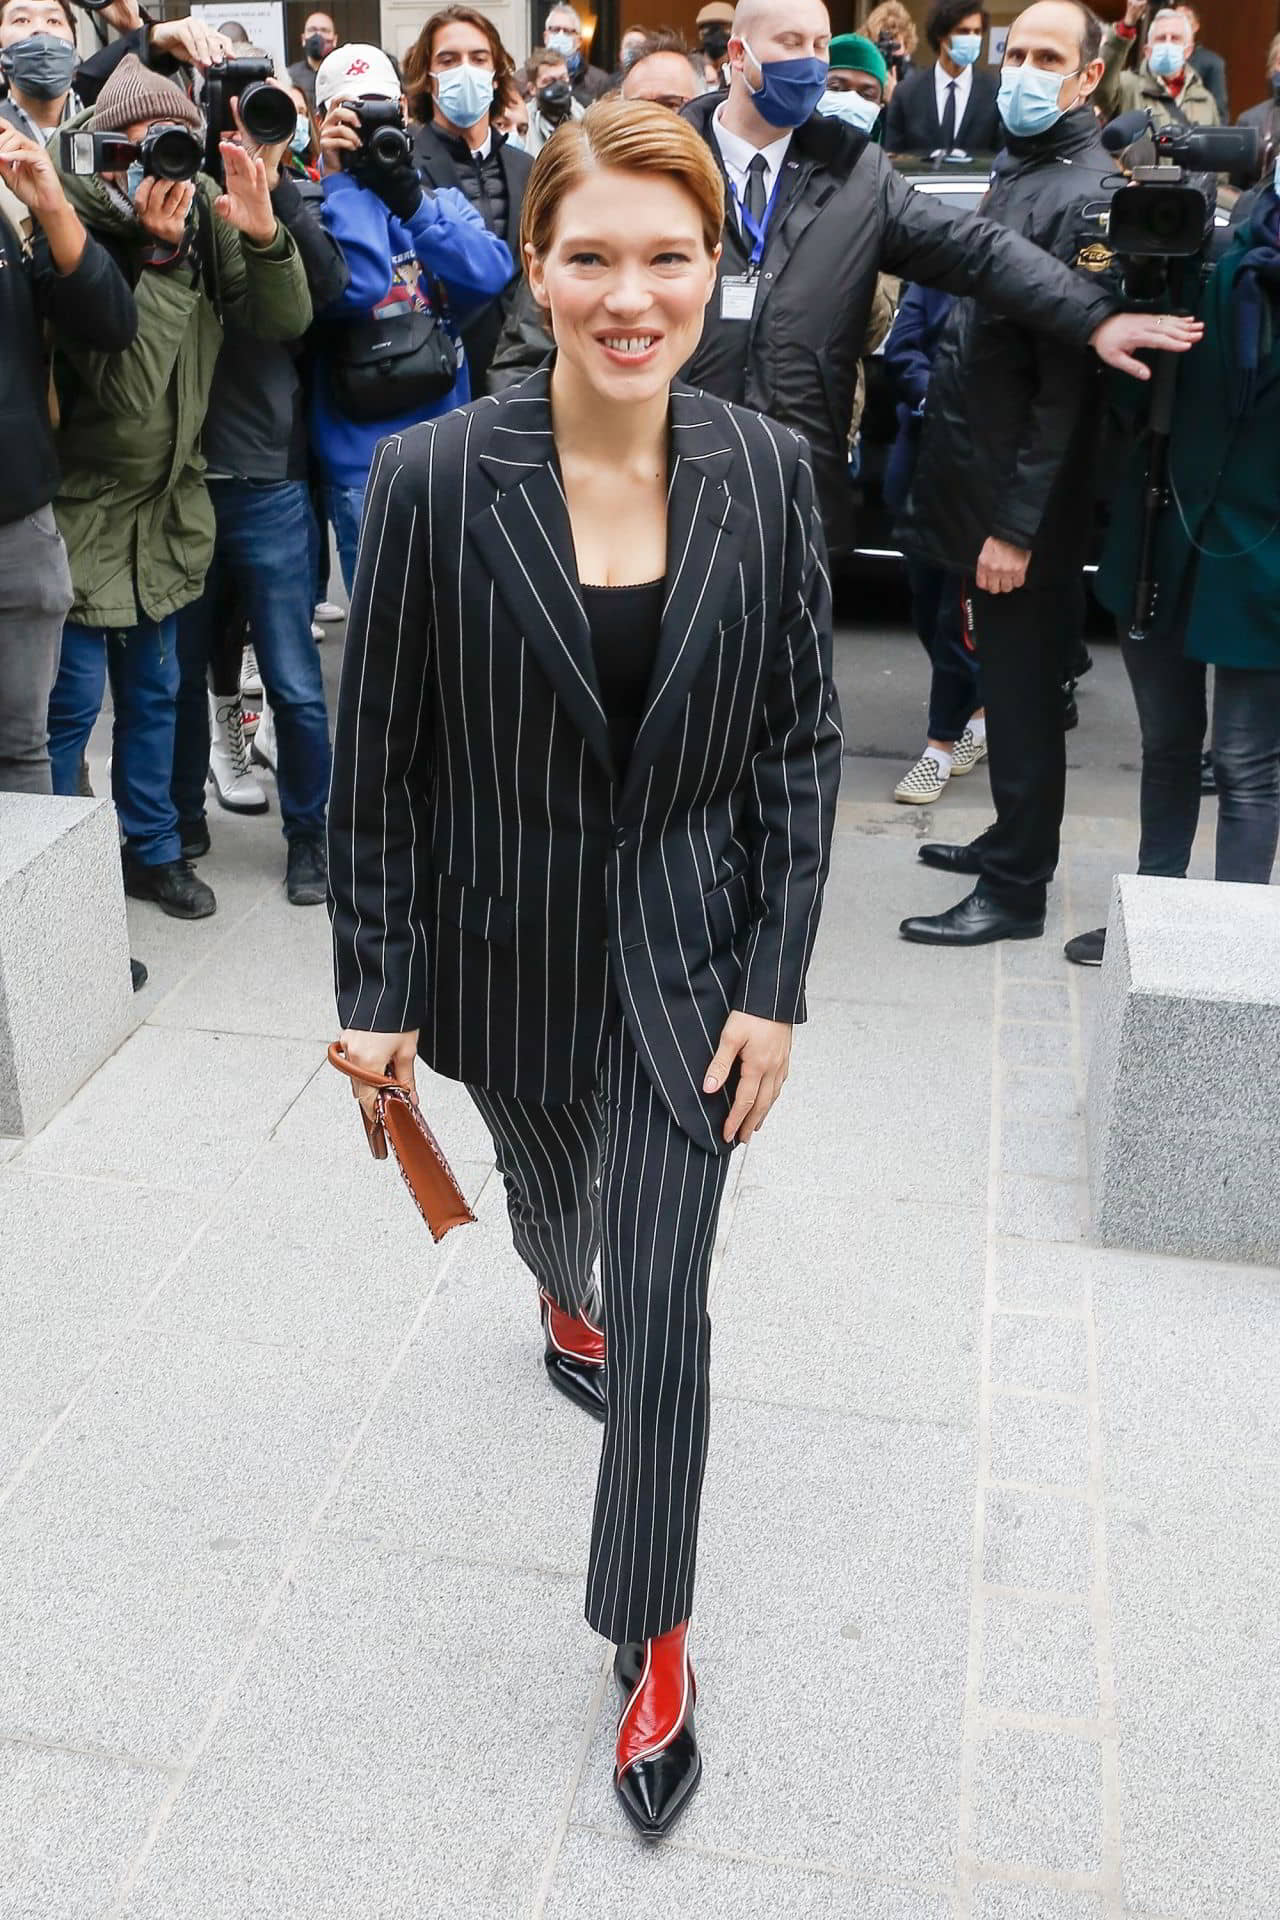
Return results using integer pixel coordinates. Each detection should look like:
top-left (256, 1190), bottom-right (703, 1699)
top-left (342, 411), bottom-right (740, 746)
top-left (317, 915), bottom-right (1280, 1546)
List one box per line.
top-left (328, 305), bottom-right (462, 423)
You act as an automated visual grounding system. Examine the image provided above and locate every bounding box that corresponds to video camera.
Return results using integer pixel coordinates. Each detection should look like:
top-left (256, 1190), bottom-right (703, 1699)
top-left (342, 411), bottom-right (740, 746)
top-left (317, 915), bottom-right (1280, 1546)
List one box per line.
top-left (59, 118), bottom-right (203, 182)
top-left (200, 55), bottom-right (296, 177)
top-left (343, 99), bottom-right (411, 171)
top-left (1093, 114), bottom-right (1261, 642)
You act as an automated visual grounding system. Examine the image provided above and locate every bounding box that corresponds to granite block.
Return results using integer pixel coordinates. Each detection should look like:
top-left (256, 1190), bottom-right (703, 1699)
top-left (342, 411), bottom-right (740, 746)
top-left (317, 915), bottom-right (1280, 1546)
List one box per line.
top-left (0, 1744), bottom-right (164, 1920)
top-left (988, 1391), bottom-right (1090, 1493)
top-left (999, 1116), bottom-right (1086, 1182)
top-left (990, 1314), bottom-right (1089, 1398)
top-left (971, 1886), bottom-right (1105, 1919)
top-left (973, 1729), bottom-right (1104, 1874)
top-left (1000, 1070), bottom-right (1080, 1122)
top-left (1088, 875), bottom-right (1280, 1263)
top-left (995, 1176), bottom-right (1088, 1246)
top-left (147, 889), bottom-right (337, 1041)
top-left (1001, 983), bottom-right (1072, 1024)
top-left (980, 1593), bottom-right (1099, 1719)
top-left (991, 1243), bottom-right (1094, 1315)
top-left (0, 794), bottom-right (131, 1135)
top-left (983, 1488), bottom-right (1093, 1595)
top-left (999, 1023), bottom-right (1076, 1072)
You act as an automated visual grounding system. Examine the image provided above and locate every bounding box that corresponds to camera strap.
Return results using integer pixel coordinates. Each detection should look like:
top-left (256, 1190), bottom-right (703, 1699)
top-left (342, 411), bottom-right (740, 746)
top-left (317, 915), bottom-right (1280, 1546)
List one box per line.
top-left (192, 187), bottom-right (223, 321)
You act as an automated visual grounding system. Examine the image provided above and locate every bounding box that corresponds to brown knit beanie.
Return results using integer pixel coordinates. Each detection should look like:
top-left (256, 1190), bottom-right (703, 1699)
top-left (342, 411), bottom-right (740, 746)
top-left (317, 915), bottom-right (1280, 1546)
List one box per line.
top-left (91, 54), bottom-right (205, 135)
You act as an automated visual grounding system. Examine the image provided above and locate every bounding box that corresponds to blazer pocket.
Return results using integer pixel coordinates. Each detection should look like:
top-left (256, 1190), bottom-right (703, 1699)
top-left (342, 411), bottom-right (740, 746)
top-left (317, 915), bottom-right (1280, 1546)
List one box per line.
top-left (436, 872), bottom-right (516, 946)
top-left (703, 869), bottom-right (752, 947)
top-left (717, 600), bottom-right (766, 637)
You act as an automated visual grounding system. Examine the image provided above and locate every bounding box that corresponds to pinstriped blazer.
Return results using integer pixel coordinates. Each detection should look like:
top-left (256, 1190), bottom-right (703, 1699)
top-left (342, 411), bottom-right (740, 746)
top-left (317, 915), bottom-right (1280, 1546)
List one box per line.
top-left (327, 367), bottom-right (843, 1156)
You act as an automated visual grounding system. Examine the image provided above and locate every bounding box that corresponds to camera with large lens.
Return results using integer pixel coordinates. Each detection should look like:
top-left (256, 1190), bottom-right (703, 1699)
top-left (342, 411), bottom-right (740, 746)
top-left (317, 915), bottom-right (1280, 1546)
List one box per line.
top-left (59, 120), bottom-right (204, 183)
top-left (201, 54), bottom-right (296, 175)
top-left (348, 98), bottom-right (410, 170)
top-left (876, 32), bottom-right (907, 81)
top-left (1101, 114), bottom-right (1260, 270)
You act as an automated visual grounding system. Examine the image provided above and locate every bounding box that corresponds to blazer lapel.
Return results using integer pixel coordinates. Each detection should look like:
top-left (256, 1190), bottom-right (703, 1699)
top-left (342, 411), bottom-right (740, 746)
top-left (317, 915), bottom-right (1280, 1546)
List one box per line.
top-left (620, 384), bottom-right (750, 813)
top-left (470, 371), bottom-right (615, 783)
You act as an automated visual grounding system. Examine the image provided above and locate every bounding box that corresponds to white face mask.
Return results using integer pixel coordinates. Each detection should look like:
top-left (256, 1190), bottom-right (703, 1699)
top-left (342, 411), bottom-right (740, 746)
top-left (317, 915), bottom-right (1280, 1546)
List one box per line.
top-left (817, 87), bottom-right (881, 132)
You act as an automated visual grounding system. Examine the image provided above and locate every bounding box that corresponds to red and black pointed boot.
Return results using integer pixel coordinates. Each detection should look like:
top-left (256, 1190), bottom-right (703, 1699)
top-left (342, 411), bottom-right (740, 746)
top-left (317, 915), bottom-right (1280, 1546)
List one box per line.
top-left (613, 1620), bottom-right (702, 1837)
top-left (540, 1286), bottom-right (606, 1420)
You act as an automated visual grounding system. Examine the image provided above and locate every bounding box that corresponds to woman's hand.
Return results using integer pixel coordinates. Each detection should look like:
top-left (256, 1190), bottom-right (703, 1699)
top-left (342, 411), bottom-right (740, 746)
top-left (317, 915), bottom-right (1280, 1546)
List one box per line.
top-left (340, 1028), bottom-right (420, 1122)
top-left (704, 1011), bottom-right (793, 1145)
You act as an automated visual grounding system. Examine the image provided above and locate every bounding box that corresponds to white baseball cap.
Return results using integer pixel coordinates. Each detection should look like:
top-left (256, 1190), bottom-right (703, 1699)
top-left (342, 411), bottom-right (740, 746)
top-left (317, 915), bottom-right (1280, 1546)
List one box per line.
top-left (315, 44), bottom-right (402, 111)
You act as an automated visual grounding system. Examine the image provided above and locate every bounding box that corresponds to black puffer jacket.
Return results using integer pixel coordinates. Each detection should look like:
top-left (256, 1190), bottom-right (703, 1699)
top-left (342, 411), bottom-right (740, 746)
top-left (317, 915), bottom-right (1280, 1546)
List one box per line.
top-left (896, 107), bottom-right (1122, 575)
top-left (680, 92), bottom-right (1119, 556)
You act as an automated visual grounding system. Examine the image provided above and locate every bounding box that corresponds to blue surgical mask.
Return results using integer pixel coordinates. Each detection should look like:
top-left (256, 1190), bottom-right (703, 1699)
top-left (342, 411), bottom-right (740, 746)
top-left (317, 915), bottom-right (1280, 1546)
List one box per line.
top-left (741, 36), bottom-right (829, 128)
top-left (948, 32), bottom-right (982, 67)
top-left (817, 87), bottom-right (881, 134)
top-left (1147, 39), bottom-right (1187, 78)
top-left (544, 29), bottom-right (575, 57)
top-left (997, 63), bottom-right (1073, 137)
top-left (433, 62), bottom-right (494, 128)
top-left (504, 127), bottom-right (527, 152)
top-left (125, 158), bottom-right (145, 201)
top-left (290, 114), bottom-right (311, 155)
top-left (0, 32), bottom-right (77, 101)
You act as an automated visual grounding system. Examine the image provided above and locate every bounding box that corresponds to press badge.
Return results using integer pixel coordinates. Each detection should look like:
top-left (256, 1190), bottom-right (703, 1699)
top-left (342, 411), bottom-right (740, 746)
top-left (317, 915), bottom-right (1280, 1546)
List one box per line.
top-left (719, 274), bottom-right (757, 321)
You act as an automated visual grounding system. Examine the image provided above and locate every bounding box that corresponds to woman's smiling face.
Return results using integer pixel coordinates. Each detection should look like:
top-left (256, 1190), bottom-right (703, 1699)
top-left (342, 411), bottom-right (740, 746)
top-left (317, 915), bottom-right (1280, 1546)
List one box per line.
top-left (526, 165), bottom-right (720, 406)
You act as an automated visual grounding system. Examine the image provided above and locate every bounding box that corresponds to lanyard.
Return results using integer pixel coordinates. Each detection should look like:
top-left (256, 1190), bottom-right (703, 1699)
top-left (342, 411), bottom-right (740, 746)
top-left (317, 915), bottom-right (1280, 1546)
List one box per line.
top-left (727, 165), bottom-right (784, 270)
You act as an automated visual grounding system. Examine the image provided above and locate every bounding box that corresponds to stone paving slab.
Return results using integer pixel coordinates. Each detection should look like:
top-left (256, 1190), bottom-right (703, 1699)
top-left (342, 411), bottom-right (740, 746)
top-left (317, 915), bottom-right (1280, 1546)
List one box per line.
top-left (4, 693), bottom-right (1277, 1917)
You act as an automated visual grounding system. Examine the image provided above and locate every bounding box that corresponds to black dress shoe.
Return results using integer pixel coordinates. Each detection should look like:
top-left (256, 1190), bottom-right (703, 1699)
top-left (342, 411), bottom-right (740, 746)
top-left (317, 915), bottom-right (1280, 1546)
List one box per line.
top-left (1064, 926), bottom-right (1105, 967)
top-left (541, 1289), bottom-right (606, 1421)
top-left (130, 957), bottom-right (149, 993)
top-left (900, 887), bottom-right (1044, 946)
top-left (917, 840), bottom-right (983, 876)
top-left (179, 816), bottom-right (211, 860)
top-left (122, 857), bottom-right (217, 920)
top-left (614, 1622), bottom-right (701, 1839)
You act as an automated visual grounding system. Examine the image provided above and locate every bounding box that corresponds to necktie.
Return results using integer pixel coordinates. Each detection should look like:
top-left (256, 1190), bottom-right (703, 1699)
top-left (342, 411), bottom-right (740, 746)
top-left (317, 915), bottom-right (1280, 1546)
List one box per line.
top-left (940, 79), bottom-right (958, 150)
top-left (743, 151), bottom-right (768, 238)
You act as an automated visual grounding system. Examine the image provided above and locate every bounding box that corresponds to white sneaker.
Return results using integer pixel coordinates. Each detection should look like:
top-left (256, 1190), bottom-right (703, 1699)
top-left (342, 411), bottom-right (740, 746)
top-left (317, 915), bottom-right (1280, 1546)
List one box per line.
top-left (313, 600), bottom-right (344, 623)
top-left (251, 697), bottom-right (277, 776)
top-left (240, 646), bottom-right (263, 699)
top-left (208, 693), bottom-right (269, 814)
top-left (950, 728), bottom-right (989, 777)
top-left (894, 753), bottom-right (949, 805)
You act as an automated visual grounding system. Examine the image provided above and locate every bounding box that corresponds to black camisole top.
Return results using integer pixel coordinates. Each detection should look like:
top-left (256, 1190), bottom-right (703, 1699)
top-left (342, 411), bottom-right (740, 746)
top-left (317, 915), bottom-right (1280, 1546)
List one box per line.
top-left (581, 578), bottom-right (664, 777)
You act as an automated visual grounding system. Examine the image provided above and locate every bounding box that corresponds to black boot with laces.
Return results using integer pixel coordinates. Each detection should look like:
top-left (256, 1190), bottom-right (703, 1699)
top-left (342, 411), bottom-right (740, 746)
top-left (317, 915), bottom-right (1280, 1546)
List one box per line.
top-left (122, 856), bottom-right (217, 920)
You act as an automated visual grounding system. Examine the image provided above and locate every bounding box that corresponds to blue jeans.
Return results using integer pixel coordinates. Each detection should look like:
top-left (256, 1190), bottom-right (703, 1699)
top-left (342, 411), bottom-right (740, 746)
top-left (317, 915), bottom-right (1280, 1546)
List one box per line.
top-left (325, 483), bottom-right (365, 597)
top-left (48, 616), bottom-right (181, 866)
top-left (173, 480), bottom-right (331, 841)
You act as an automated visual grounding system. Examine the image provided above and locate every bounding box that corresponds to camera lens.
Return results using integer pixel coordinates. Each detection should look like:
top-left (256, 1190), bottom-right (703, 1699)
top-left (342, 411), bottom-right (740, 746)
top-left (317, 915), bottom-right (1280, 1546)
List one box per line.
top-left (239, 80), bottom-right (297, 145)
top-left (144, 123), bottom-right (203, 181)
top-left (368, 123), bottom-right (409, 166)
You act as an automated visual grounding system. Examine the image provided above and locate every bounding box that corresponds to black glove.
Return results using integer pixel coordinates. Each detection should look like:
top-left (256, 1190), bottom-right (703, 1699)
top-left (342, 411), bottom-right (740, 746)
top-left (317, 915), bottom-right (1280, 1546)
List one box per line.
top-left (363, 158), bottom-right (423, 224)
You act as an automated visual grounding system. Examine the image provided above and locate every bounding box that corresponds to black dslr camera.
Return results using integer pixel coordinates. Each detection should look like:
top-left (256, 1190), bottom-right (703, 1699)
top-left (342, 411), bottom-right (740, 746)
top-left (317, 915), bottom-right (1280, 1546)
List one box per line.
top-left (344, 98), bottom-right (410, 170)
top-left (201, 55), bottom-right (296, 176)
top-left (59, 119), bottom-right (203, 182)
top-left (876, 33), bottom-right (907, 82)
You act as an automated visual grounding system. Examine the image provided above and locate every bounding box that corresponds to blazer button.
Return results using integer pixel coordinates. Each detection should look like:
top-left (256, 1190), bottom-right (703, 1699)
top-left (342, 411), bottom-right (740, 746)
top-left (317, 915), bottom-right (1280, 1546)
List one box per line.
top-left (613, 828), bottom-right (628, 849)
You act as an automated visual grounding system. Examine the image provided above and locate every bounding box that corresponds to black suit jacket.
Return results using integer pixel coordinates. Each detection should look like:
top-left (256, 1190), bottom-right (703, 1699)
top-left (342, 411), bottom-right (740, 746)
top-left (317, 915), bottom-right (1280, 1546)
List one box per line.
top-left (410, 121), bottom-right (533, 394)
top-left (327, 371), bottom-right (843, 1154)
top-left (884, 62), bottom-right (1002, 154)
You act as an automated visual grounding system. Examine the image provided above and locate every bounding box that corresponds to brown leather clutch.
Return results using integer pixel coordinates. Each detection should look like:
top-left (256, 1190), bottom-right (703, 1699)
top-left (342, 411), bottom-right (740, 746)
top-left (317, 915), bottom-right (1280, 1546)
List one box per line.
top-left (327, 1042), bottom-right (476, 1243)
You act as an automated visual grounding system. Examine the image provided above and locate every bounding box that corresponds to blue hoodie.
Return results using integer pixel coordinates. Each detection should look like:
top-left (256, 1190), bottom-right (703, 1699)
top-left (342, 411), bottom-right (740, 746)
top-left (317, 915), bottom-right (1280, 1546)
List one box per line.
top-left (312, 171), bottom-right (512, 489)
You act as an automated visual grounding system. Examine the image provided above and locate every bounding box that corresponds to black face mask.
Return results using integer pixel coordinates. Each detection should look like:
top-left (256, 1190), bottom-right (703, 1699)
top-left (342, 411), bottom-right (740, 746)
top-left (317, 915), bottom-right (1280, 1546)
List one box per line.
top-left (700, 25), bottom-right (730, 61)
top-left (304, 32), bottom-right (328, 61)
top-left (537, 78), bottom-right (572, 121)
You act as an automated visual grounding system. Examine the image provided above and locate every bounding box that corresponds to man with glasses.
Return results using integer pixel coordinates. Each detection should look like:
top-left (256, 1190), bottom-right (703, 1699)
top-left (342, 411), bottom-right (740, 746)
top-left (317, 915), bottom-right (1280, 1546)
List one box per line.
top-left (896, 0), bottom-right (1121, 947)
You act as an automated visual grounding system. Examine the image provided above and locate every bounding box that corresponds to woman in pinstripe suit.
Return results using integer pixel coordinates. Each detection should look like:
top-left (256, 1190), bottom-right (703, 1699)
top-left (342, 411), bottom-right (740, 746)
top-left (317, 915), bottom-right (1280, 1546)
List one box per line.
top-left (328, 98), bottom-right (842, 1836)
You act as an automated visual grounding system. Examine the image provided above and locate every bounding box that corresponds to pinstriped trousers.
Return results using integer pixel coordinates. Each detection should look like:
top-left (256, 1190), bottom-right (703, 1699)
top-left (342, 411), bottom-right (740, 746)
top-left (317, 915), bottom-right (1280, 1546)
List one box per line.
top-left (467, 1016), bottom-right (732, 1646)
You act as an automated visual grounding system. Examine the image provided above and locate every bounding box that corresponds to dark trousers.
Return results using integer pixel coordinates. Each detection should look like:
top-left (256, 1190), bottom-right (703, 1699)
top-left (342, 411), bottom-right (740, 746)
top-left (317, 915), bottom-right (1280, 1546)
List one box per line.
top-left (0, 506), bottom-right (72, 794)
top-left (969, 568), bottom-right (1084, 911)
top-left (1120, 630), bottom-right (1280, 883)
top-left (467, 1016), bottom-right (732, 1647)
top-left (905, 558), bottom-right (980, 744)
top-left (172, 479), bottom-right (331, 841)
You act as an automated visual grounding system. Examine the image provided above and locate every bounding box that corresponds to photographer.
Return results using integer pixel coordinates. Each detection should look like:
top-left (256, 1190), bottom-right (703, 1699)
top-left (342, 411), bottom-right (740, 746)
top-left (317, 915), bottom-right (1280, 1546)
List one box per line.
top-left (1066, 165), bottom-right (1280, 962)
top-left (0, 120), bottom-right (135, 792)
top-left (310, 43), bottom-right (511, 589)
top-left (0, 0), bottom-right (80, 158)
top-left (1097, 3), bottom-right (1220, 130)
top-left (170, 72), bottom-right (347, 908)
top-left (45, 56), bottom-right (312, 921)
top-left (896, 0), bottom-right (1132, 947)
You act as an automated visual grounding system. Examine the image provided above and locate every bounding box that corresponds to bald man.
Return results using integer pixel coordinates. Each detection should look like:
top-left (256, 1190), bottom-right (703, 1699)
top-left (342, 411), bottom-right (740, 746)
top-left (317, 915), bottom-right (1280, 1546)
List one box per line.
top-left (677, 0), bottom-right (1197, 558)
top-left (895, 0), bottom-right (1124, 948)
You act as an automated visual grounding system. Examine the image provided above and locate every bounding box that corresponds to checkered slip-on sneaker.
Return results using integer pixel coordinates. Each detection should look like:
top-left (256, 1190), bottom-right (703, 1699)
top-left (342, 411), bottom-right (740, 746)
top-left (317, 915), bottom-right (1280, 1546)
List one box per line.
top-left (950, 728), bottom-right (988, 777)
top-left (893, 754), bottom-right (949, 805)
